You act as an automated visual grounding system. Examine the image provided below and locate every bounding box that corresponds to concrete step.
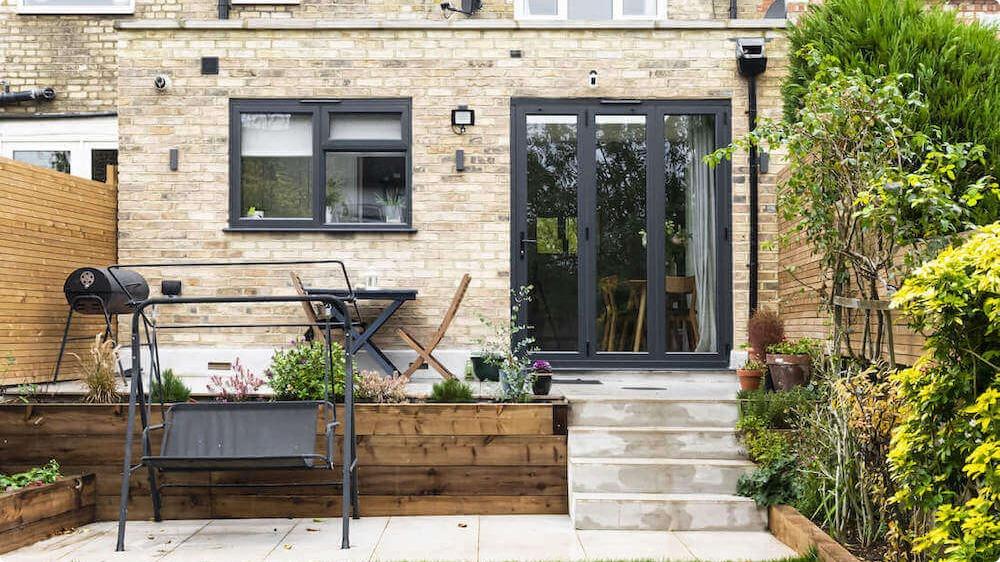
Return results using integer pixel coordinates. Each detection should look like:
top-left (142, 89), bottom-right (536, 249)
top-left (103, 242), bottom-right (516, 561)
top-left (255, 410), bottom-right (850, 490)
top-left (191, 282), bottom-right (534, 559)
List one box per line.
top-left (571, 492), bottom-right (767, 531)
top-left (569, 426), bottom-right (744, 460)
top-left (568, 398), bottom-right (739, 428)
top-left (570, 457), bottom-right (754, 494)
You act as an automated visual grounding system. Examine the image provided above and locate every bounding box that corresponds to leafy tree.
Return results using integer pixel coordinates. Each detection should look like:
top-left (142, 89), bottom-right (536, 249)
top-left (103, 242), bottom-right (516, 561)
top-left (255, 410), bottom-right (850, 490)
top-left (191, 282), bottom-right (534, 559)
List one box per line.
top-left (783, 0), bottom-right (1000, 223)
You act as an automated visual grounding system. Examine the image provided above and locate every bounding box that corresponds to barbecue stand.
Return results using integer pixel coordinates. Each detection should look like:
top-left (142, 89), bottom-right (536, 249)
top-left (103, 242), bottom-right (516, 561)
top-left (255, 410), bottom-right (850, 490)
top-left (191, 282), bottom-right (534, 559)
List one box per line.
top-left (110, 260), bottom-right (361, 552)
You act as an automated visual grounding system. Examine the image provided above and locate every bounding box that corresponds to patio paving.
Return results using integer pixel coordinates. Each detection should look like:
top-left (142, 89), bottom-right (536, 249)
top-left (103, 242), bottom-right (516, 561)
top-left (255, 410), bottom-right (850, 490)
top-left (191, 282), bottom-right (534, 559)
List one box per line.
top-left (3, 515), bottom-right (797, 561)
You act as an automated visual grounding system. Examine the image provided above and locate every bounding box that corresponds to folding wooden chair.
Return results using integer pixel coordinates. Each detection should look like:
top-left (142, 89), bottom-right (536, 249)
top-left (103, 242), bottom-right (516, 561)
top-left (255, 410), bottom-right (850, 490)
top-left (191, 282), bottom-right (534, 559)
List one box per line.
top-left (290, 271), bottom-right (326, 341)
top-left (396, 274), bottom-right (471, 381)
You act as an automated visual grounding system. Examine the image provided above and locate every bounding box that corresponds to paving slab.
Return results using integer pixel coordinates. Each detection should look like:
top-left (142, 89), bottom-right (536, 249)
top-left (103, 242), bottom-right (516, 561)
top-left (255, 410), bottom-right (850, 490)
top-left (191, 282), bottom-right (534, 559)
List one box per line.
top-left (577, 529), bottom-right (696, 560)
top-left (478, 515), bottom-right (586, 562)
top-left (264, 516), bottom-right (390, 561)
top-left (372, 515), bottom-right (479, 561)
top-left (674, 531), bottom-right (798, 561)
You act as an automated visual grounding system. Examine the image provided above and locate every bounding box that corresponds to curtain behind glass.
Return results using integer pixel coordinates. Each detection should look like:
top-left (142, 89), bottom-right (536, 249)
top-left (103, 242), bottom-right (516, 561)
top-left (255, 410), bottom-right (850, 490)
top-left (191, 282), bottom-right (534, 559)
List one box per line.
top-left (684, 116), bottom-right (716, 352)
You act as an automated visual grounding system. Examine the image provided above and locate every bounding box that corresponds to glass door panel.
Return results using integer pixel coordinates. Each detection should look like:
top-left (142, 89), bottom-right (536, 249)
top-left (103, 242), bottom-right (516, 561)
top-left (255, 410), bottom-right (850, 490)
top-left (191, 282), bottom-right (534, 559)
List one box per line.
top-left (594, 114), bottom-right (647, 353)
top-left (663, 114), bottom-right (717, 352)
top-left (525, 115), bottom-right (579, 352)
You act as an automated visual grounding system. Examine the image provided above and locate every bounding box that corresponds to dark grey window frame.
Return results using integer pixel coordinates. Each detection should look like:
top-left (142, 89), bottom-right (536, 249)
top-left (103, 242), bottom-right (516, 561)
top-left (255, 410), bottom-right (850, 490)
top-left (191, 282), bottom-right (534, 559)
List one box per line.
top-left (228, 98), bottom-right (414, 233)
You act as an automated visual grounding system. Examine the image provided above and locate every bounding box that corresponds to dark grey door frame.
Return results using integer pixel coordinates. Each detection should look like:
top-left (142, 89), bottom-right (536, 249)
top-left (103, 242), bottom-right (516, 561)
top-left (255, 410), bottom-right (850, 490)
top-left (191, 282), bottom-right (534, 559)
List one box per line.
top-left (510, 98), bottom-right (733, 370)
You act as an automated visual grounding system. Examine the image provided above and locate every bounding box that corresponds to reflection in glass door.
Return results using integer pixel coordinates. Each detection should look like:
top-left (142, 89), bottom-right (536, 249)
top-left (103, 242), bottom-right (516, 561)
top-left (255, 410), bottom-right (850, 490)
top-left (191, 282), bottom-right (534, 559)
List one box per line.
top-left (524, 115), bottom-right (579, 352)
top-left (513, 100), bottom-right (731, 368)
top-left (595, 115), bottom-right (647, 353)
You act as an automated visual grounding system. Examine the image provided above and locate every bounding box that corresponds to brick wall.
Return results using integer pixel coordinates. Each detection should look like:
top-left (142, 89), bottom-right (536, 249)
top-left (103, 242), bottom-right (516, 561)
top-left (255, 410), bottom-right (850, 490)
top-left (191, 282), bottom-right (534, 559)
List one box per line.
top-left (115, 24), bottom-right (788, 358)
top-left (0, 7), bottom-right (118, 115)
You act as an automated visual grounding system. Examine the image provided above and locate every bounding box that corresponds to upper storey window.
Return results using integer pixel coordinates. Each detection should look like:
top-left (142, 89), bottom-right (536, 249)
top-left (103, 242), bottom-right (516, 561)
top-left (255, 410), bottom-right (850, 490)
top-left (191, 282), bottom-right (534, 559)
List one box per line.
top-left (17, 0), bottom-right (134, 14)
top-left (515, 0), bottom-right (665, 20)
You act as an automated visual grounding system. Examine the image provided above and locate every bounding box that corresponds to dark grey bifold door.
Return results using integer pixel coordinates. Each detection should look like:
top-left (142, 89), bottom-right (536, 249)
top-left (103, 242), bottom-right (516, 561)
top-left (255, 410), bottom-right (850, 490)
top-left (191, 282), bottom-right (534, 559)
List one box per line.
top-left (511, 99), bottom-right (733, 369)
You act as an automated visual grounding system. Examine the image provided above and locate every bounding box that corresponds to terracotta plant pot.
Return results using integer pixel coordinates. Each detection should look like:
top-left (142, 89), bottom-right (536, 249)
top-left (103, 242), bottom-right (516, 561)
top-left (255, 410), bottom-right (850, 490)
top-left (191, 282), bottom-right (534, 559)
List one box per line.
top-left (737, 368), bottom-right (764, 391)
top-left (766, 354), bottom-right (812, 390)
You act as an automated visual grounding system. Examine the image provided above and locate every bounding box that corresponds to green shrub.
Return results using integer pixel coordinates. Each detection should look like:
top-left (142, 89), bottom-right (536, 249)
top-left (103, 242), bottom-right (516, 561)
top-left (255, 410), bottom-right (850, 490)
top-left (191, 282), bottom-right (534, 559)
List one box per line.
top-left (428, 378), bottom-right (474, 403)
top-left (737, 387), bottom-right (816, 429)
top-left (783, 0), bottom-right (1000, 222)
top-left (1, 460), bottom-right (61, 492)
top-left (265, 340), bottom-right (354, 400)
top-left (890, 223), bottom-right (1000, 562)
top-left (737, 457), bottom-right (801, 507)
top-left (766, 338), bottom-right (821, 356)
top-left (150, 369), bottom-right (191, 403)
top-left (737, 416), bottom-right (791, 465)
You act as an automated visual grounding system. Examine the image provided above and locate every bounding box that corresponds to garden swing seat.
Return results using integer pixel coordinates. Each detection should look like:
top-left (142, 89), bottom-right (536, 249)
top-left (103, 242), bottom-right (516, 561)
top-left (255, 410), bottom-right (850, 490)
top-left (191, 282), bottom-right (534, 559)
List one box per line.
top-left (142, 401), bottom-right (337, 472)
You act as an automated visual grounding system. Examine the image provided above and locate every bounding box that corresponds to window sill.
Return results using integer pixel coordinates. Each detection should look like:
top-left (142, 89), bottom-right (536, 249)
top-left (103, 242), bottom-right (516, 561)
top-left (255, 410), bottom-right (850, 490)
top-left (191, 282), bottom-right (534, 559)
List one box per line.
top-left (225, 225), bottom-right (418, 234)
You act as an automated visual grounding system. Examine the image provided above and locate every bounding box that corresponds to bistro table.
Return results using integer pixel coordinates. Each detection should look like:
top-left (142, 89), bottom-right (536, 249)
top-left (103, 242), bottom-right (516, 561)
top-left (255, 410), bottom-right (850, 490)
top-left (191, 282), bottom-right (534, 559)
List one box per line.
top-left (305, 286), bottom-right (417, 376)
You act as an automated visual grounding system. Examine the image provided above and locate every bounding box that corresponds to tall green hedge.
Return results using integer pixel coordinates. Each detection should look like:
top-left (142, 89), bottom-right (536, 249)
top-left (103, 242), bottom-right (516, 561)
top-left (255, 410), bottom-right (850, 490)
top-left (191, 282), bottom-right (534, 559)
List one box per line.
top-left (783, 0), bottom-right (1000, 220)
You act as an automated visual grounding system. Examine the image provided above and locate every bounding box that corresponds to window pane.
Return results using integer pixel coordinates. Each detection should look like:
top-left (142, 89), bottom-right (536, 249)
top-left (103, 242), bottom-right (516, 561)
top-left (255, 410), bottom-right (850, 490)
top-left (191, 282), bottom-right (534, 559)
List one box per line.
top-left (622, 0), bottom-right (655, 15)
top-left (14, 150), bottom-right (70, 173)
top-left (91, 149), bottom-right (118, 182)
top-left (595, 114), bottom-right (646, 353)
top-left (329, 113), bottom-right (402, 141)
top-left (325, 152), bottom-right (406, 224)
top-left (664, 114), bottom-right (717, 352)
top-left (240, 113), bottom-right (312, 219)
top-left (568, 0), bottom-right (612, 20)
top-left (526, 115), bottom-right (579, 352)
top-left (526, 0), bottom-right (558, 15)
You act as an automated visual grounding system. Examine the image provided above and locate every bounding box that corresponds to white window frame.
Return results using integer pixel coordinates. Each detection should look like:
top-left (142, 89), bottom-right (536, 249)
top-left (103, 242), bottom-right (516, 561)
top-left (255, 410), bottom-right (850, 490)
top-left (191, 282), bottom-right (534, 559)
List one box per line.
top-left (16, 0), bottom-right (134, 14)
top-left (0, 115), bottom-right (118, 181)
top-left (515, 0), bottom-right (666, 20)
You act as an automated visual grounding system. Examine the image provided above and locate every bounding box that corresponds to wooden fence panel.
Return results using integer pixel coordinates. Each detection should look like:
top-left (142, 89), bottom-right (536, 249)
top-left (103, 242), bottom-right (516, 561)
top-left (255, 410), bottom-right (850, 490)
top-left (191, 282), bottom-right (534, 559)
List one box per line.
top-left (0, 158), bottom-right (117, 384)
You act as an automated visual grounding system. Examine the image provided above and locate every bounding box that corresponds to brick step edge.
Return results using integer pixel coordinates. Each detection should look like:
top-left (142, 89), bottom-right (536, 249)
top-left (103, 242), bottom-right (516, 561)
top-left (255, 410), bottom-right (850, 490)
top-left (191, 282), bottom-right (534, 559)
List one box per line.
top-left (768, 504), bottom-right (861, 562)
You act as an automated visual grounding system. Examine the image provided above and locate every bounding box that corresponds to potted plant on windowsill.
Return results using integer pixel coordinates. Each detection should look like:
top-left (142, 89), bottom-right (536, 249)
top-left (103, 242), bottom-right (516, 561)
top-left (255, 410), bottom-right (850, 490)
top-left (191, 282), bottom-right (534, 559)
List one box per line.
top-left (531, 359), bottom-right (553, 396)
top-left (736, 358), bottom-right (766, 391)
top-left (246, 205), bottom-right (265, 219)
top-left (765, 338), bottom-right (820, 391)
top-left (375, 191), bottom-right (405, 224)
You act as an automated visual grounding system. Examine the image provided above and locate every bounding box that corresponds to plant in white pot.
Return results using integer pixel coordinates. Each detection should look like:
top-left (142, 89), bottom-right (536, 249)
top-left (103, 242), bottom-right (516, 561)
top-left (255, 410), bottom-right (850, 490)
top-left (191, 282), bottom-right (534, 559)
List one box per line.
top-left (375, 191), bottom-right (405, 224)
top-left (476, 285), bottom-right (537, 403)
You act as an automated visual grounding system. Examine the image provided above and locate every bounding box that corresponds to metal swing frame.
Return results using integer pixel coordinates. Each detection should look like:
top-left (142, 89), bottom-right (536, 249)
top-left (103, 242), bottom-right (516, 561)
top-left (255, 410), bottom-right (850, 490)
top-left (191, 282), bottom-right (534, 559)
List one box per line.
top-left (110, 260), bottom-right (361, 552)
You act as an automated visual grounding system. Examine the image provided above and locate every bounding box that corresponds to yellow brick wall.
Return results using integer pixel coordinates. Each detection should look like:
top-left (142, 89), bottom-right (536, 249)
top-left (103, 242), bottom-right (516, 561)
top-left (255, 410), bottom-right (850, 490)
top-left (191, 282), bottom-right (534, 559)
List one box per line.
top-left (115, 25), bottom-right (788, 353)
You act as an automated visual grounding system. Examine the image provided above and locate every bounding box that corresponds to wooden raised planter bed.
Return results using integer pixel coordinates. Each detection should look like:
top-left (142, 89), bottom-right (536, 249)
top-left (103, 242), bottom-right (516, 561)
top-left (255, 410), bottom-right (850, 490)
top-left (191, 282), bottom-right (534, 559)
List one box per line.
top-left (0, 403), bottom-right (568, 521)
top-left (770, 505), bottom-right (861, 562)
top-left (0, 474), bottom-right (97, 554)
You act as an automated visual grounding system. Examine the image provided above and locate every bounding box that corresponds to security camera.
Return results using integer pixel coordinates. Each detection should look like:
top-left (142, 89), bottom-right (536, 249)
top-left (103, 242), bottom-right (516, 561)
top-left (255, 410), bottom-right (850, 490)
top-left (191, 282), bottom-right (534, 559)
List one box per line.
top-left (153, 74), bottom-right (171, 91)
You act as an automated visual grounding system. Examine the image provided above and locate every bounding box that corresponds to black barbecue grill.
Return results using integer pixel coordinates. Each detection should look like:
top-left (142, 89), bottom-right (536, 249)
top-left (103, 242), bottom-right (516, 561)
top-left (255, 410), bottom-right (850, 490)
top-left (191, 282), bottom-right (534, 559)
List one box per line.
top-left (53, 267), bottom-right (150, 382)
top-left (64, 267), bottom-right (149, 315)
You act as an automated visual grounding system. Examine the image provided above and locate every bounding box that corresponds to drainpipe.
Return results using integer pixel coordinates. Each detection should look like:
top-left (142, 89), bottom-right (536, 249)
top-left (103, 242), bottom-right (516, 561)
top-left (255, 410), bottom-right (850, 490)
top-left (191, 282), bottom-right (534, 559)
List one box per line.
top-left (0, 83), bottom-right (56, 106)
top-left (736, 38), bottom-right (767, 314)
top-left (218, 0), bottom-right (229, 19)
top-left (729, 0), bottom-right (737, 19)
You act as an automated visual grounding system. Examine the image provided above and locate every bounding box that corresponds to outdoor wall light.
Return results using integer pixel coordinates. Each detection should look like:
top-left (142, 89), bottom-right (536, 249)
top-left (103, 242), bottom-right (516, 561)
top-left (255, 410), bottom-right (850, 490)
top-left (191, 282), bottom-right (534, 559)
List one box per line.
top-left (451, 105), bottom-right (475, 134)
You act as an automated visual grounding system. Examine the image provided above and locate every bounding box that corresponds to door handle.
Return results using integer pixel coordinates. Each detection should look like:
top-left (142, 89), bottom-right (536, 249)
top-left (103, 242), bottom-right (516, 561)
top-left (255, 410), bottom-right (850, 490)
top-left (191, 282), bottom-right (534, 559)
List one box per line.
top-left (519, 232), bottom-right (537, 258)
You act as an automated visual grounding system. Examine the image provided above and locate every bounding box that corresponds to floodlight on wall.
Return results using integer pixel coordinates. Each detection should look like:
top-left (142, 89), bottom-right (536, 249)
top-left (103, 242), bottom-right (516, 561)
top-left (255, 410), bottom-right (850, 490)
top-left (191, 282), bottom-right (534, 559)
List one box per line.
top-left (440, 0), bottom-right (482, 17)
top-left (451, 105), bottom-right (475, 134)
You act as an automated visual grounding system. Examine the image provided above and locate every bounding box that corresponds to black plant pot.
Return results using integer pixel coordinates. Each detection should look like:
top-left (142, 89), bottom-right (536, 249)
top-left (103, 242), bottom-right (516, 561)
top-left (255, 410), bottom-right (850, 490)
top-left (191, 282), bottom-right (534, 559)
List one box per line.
top-left (471, 355), bottom-right (500, 382)
top-left (532, 374), bottom-right (553, 396)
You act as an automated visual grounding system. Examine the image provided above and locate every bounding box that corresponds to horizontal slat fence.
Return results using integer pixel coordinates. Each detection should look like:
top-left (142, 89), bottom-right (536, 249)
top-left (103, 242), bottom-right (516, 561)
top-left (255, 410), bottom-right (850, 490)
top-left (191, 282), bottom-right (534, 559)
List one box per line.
top-left (0, 403), bottom-right (569, 520)
top-left (0, 158), bottom-right (117, 384)
top-left (776, 192), bottom-right (925, 365)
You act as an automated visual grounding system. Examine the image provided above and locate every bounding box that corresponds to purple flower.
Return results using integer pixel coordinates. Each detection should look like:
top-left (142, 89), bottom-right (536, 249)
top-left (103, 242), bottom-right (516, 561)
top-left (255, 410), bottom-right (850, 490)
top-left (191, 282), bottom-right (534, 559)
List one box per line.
top-left (532, 359), bottom-right (552, 373)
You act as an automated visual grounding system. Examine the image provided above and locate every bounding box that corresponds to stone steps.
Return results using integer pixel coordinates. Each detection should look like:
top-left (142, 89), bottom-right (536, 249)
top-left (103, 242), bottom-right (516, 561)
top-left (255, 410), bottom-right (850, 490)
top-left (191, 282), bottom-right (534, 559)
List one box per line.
top-left (569, 457), bottom-right (755, 494)
top-left (569, 426), bottom-right (744, 460)
top-left (566, 384), bottom-right (760, 532)
top-left (568, 397), bottom-right (739, 428)
top-left (571, 492), bottom-right (767, 531)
